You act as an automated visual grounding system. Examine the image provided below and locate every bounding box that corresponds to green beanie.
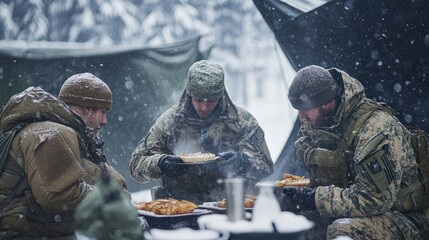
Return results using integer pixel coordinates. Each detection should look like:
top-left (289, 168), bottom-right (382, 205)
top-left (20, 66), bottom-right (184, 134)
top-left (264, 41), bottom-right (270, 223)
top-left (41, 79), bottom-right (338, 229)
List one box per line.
top-left (186, 60), bottom-right (225, 100)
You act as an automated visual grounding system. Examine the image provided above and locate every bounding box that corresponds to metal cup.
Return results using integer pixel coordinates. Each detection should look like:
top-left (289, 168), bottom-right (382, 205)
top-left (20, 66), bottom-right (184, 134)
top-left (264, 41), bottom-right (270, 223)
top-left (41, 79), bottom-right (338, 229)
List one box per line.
top-left (223, 178), bottom-right (244, 222)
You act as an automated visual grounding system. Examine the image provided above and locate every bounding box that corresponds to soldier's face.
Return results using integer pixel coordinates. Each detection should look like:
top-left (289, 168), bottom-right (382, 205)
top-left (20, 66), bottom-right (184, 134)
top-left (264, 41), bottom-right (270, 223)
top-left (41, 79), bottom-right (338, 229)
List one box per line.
top-left (298, 99), bottom-right (336, 127)
top-left (191, 98), bottom-right (220, 118)
top-left (83, 107), bottom-right (108, 134)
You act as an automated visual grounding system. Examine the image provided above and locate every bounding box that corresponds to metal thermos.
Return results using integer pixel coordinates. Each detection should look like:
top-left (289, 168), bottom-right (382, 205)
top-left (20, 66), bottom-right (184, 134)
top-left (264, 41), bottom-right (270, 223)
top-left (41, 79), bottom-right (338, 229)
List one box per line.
top-left (224, 178), bottom-right (244, 222)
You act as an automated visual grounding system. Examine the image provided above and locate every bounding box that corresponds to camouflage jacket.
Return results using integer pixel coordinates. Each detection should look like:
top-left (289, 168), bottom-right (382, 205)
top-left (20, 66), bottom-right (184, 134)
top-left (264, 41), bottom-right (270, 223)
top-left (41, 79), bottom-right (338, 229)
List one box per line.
top-left (0, 87), bottom-right (127, 238)
top-left (296, 69), bottom-right (420, 217)
top-left (130, 91), bottom-right (273, 203)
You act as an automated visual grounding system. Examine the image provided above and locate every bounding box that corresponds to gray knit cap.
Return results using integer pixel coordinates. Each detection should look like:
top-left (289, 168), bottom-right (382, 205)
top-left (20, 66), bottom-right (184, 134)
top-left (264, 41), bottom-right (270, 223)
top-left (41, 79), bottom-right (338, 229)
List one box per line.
top-left (288, 65), bottom-right (339, 110)
top-left (186, 60), bottom-right (225, 100)
top-left (59, 73), bottom-right (112, 110)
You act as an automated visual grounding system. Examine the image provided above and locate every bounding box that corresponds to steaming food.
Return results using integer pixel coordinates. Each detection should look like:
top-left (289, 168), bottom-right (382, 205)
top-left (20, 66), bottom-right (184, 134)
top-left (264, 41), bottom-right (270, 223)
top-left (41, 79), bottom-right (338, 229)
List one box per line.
top-left (217, 194), bottom-right (256, 208)
top-left (274, 173), bottom-right (310, 187)
top-left (178, 152), bottom-right (216, 163)
top-left (136, 198), bottom-right (198, 215)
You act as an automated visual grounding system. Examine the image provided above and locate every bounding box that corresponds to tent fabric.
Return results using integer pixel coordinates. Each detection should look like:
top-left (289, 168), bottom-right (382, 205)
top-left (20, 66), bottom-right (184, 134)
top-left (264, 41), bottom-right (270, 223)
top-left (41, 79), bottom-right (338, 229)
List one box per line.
top-left (0, 36), bottom-right (211, 192)
top-left (254, 0), bottom-right (429, 179)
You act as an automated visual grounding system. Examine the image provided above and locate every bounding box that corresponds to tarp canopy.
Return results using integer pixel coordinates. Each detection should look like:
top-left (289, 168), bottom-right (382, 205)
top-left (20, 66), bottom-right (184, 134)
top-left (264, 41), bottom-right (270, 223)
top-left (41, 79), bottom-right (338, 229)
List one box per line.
top-left (0, 36), bottom-right (211, 192)
top-left (254, 0), bottom-right (429, 179)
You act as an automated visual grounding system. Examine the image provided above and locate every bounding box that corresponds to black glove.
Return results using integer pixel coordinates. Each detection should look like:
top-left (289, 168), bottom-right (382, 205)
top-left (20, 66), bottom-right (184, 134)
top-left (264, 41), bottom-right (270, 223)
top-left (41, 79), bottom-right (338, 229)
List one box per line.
top-left (281, 187), bottom-right (316, 213)
top-left (217, 151), bottom-right (252, 176)
top-left (158, 155), bottom-right (189, 178)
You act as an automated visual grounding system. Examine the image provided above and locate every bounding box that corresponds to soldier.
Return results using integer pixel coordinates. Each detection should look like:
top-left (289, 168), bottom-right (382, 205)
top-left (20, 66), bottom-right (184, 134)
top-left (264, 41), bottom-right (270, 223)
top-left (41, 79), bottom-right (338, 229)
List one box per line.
top-left (0, 73), bottom-right (128, 239)
top-left (280, 65), bottom-right (429, 239)
top-left (130, 60), bottom-right (274, 204)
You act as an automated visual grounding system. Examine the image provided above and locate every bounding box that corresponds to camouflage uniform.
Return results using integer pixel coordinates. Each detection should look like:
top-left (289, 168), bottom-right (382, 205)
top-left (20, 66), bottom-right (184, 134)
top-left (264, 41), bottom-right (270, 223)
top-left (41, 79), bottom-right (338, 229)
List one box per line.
top-left (294, 69), bottom-right (428, 239)
top-left (0, 87), bottom-right (127, 239)
top-left (130, 91), bottom-right (273, 203)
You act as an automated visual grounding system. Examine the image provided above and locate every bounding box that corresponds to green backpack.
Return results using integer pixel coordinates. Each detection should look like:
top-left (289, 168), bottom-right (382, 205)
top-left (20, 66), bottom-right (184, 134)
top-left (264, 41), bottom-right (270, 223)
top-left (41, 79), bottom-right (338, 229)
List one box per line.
top-left (406, 127), bottom-right (429, 210)
top-left (346, 100), bottom-right (429, 211)
top-left (0, 123), bottom-right (27, 210)
top-left (0, 123), bottom-right (26, 175)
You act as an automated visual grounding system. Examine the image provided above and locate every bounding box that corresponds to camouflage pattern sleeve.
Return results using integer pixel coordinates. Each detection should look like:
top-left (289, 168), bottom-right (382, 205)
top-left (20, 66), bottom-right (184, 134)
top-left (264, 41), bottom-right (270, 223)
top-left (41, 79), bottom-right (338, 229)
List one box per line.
top-left (129, 124), bottom-right (168, 183)
top-left (315, 111), bottom-right (413, 217)
top-left (236, 108), bottom-right (274, 183)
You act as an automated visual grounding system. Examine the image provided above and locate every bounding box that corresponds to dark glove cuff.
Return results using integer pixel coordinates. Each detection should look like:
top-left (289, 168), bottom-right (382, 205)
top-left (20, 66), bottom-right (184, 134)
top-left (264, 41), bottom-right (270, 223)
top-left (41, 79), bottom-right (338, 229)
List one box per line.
top-left (157, 156), bottom-right (168, 170)
top-left (158, 154), bottom-right (169, 163)
top-left (305, 189), bottom-right (317, 211)
top-left (283, 187), bottom-right (317, 212)
top-left (158, 156), bottom-right (165, 166)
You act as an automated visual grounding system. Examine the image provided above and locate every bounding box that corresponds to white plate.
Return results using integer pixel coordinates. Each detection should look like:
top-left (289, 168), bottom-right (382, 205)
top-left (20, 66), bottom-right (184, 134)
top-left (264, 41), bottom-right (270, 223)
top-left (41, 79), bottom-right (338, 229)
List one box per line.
top-left (177, 156), bottom-right (220, 165)
top-left (198, 202), bottom-right (253, 212)
top-left (138, 208), bottom-right (212, 218)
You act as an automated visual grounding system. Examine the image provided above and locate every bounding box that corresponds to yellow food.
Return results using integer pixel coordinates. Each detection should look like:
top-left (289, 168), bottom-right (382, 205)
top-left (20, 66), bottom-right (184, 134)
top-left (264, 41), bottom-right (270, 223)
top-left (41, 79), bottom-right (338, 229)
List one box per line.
top-left (136, 198), bottom-right (198, 215)
top-left (274, 173), bottom-right (310, 187)
top-left (178, 152), bottom-right (216, 163)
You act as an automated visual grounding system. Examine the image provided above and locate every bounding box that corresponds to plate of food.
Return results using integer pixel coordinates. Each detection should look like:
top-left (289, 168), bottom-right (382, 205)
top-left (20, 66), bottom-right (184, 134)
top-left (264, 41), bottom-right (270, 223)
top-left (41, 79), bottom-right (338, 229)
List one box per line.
top-left (274, 173), bottom-right (310, 187)
top-left (177, 152), bottom-right (219, 165)
top-left (198, 195), bottom-right (256, 213)
top-left (271, 173), bottom-right (310, 202)
top-left (136, 198), bottom-right (212, 229)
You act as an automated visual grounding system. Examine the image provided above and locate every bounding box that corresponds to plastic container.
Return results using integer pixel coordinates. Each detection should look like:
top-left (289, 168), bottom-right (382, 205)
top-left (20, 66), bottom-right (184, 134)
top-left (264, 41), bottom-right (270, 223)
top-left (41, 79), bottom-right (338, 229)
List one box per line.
top-left (251, 181), bottom-right (281, 229)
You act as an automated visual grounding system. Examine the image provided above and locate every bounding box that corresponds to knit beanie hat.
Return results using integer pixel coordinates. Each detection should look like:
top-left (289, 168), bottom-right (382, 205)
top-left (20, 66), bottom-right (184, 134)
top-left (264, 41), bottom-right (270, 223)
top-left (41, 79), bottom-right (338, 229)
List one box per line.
top-left (59, 73), bottom-right (112, 110)
top-left (186, 60), bottom-right (225, 100)
top-left (288, 65), bottom-right (339, 110)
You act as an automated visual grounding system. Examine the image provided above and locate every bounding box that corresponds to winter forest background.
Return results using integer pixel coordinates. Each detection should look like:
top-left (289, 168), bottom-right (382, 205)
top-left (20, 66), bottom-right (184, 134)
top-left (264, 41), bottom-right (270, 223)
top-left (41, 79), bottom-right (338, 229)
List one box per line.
top-left (0, 0), bottom-right (298, 192)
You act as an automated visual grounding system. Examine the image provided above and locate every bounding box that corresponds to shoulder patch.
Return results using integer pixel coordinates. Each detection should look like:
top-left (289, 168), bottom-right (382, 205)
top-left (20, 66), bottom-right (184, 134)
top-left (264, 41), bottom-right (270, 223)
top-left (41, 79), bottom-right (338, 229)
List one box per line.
top-left (250, 127), bottom-right (264, 147)
top-left (357, 146), bottom-right (394, 192)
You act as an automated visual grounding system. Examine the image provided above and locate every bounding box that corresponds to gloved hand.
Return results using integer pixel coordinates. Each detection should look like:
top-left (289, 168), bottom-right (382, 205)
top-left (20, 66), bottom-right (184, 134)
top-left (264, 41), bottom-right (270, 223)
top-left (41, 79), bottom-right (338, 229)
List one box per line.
top-left (158, 155), bottom-right (190, 178)
top-left (280, 187), bottom-right (316, 213)
top-left (217, 151), bottom-right (252, 176)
